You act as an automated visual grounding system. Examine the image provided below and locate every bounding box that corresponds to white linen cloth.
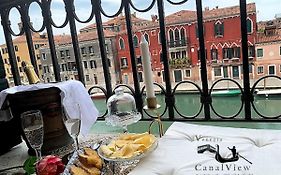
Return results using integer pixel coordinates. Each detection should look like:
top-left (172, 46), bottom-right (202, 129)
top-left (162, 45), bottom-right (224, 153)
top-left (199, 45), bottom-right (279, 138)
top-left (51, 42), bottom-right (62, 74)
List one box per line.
top-left (0, 80), bottom-right (99, 135)
top-left (129, 122), bottom-right (281, 175)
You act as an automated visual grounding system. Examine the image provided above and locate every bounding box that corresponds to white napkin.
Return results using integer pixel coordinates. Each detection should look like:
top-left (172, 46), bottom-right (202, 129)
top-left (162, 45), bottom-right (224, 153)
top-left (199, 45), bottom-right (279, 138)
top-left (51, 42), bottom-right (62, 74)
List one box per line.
top-left (0, 80), bottom-right (99, 135)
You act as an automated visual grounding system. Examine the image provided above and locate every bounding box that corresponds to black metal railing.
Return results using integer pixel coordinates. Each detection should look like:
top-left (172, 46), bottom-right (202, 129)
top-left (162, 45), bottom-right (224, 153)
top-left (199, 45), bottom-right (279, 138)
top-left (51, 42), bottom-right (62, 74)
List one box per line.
top-left (0, 0), bottom-right (280, 122)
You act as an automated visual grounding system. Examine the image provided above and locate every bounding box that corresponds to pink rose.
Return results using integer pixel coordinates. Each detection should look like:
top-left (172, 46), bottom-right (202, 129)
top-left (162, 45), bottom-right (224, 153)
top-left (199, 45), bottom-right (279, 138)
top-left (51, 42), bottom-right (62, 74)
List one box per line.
top-left (36, 155), bottom-right (64, 175)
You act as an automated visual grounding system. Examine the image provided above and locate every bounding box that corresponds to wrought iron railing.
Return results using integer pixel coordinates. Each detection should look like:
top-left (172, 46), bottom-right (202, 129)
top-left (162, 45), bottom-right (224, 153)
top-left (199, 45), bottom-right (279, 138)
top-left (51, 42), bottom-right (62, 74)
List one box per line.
top-left (0, 0), bottom-right (280, 122)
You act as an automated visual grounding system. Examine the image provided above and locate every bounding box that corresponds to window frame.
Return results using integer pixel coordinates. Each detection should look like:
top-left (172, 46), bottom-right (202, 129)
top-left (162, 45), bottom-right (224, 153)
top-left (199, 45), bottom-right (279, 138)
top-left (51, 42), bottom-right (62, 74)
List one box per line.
top-left (133, 35), bottom-right (139, 48)
top-left (185, 69), bottom-right (191, 78)
top-left (214, 67), bottom-right (222, 77)
top-left (246, 18), bottom-right (253, 34)
top-left (268, 65), bottom-right (276, 75)
top-left (257, 48), bottom-right (263, 58)
top-left (119, 37), bottom-right (125, 50)
top-left (257, 66), bottom-right (264, 75)
top-left (214, 21), bottom-right (224, 37)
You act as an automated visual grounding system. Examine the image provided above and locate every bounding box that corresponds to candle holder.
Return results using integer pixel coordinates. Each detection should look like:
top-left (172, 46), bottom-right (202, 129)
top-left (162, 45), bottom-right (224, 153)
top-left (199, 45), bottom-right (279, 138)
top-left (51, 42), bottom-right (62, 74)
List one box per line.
top-left (143, 97), bottom-right (164, 137)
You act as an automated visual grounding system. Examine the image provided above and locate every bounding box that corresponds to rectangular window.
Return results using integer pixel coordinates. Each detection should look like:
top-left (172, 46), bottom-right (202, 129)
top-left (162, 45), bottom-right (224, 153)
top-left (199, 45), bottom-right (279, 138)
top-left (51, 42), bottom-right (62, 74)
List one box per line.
top-left (89, 46), bottom-right (94, 54)
top-left (4, 59), bottom-right (8, 64)
top-left (248, 46), bottom-right (255, 57)
top-left (42, 53), bottom-right (47, 60)
top-left (211, 49), bottom-right (218, 60)
top-left (185, 69), bottom-right (191, 78)
top-left (182, 51), bottom-right (187, 58)
top-left (280, 65), bottom-right (281, 72)
top-left (94, 74), bottom-right (98, 84)
top-left (85, 75), bottom-right (90, 81)
top-left (214, 67), bottom-right (222, 76)
top-left (81, 47), bottom-right (86, 55)
top-left (62, 64), bottom-right (67, 71)
top-left (90, 60), bottom-right (94, 69)
top-left (43, 66), bottom-right (50, 73)
top-left (14, 46), bottom-right (18, 51)
top-left (83, 61), bottom-right (88, 69)
top-left (121, 57), bottom-right (128, 67)
top-left (269, 65), bottom-right (275, 75)
top-left (66, 50), bottom-right (70, 57)
top-left (279, 46), bottom-right (281, 56)
top-left (19, 67), bottom-right (23, 72)
top-left (257, 48), bottom-right (263, 57)
top-left (257, 66), bottom-right (264, 74)
top-left (17, 56), bottom-right (21, 62)
top-left (60, 51), bottom-right (65, 57)
top-left (233, 47), bottom-right (241, 58)
top-left (36, 54), bottom-right (40, 60)
top-left (138, 72), bottom-right (143, 82)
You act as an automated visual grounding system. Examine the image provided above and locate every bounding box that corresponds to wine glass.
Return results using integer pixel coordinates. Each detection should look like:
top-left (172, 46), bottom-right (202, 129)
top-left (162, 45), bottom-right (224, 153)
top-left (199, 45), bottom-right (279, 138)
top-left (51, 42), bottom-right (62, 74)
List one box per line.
top-left (21, 110), bottom-right (44, 160)
top-left (62, 104), bottom-right (81, 153)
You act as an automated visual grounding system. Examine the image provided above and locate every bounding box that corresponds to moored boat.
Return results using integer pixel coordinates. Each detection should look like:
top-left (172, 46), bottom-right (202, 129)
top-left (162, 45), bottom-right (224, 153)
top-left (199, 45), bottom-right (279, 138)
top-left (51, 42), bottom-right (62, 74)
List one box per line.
top-left (211, 89), bottom-right (241, 97)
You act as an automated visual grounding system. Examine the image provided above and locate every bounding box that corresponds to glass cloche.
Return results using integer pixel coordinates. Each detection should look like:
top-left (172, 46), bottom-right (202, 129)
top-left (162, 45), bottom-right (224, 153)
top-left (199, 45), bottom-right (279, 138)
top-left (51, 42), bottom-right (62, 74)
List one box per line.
top-left (106, 87), bottom-right (141, 132)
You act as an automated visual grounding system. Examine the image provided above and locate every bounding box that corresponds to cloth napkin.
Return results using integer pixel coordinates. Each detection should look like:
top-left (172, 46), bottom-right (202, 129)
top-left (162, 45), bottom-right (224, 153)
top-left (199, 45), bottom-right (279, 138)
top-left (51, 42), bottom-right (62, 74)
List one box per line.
top-left (0, 80), bottom-right (99, 135)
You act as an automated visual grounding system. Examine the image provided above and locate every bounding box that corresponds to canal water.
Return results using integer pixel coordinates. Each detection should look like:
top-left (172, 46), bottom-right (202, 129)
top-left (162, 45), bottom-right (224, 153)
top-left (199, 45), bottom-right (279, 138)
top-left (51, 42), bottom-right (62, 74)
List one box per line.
top-left (93, 93), bottom-right (281, 119)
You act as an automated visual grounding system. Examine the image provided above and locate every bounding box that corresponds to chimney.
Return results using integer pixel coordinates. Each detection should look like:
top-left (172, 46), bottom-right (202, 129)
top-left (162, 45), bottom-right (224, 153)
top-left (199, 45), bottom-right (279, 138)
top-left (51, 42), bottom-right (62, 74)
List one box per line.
top-left (151, 15), bottom-right (158, 22)
top-left (204, 7), bottom-right (209, 11)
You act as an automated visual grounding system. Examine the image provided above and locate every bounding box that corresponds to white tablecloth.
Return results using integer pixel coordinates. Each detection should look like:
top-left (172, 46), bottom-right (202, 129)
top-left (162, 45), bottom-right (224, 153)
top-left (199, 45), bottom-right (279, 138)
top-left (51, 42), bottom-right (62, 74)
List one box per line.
top-left (0, 80), bottom-right (99, 135)
top-left (129, 122), bottom-right (281, 175)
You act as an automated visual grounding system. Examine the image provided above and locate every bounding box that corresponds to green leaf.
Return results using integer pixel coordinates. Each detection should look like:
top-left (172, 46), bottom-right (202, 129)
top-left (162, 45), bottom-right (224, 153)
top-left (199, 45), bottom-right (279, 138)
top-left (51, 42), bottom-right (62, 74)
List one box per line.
top-left (23, 156), bottom-right (37, 175)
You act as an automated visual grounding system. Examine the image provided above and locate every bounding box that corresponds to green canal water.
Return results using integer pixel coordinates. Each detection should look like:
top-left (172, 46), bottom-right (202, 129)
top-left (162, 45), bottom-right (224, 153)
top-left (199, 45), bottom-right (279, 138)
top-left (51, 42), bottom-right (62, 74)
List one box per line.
top-left (93, 93), bottom-right (281, 119)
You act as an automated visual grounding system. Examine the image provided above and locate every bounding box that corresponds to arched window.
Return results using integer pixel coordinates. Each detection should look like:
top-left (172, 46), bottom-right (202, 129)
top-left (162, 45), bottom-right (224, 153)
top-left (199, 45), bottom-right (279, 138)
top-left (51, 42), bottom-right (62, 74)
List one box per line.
top-left (169, 29), bottom-right (174, 41)
top-left (174, 28), bottom-right (180, 41)
top-left (180, 27), bottom-right (186, 45)
top-left (214, 20), bottom-right (224, 36)
top-left (133, 35), bottom-right (138, 48)
top-left (180, 27), bottom-right (186, 40)
top-left (119, 38), bottom-right (125, 50)
top-left (144, 33), bottom-right (150, 44)
top-left (247, 18), bottom-right (253, 33)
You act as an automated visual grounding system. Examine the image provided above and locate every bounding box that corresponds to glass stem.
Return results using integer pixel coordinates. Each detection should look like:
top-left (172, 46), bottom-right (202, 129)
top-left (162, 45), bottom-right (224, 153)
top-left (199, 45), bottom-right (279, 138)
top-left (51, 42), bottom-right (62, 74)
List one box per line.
top-left (35, 147), bottom-right (42, 160)
top-left (74, 136), bottom-right (79, 151)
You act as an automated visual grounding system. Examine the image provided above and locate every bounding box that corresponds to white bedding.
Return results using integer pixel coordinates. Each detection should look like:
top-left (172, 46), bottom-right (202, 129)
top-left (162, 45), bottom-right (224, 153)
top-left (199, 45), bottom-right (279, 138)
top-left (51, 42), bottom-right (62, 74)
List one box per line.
top-left (129, 122), bottom-right (281, 175)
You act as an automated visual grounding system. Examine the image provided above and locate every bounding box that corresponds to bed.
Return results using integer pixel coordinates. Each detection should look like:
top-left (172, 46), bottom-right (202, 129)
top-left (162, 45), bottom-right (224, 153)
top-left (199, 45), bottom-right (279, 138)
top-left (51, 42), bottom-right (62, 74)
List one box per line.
top-left (129, 122), bottom-right (281, 175)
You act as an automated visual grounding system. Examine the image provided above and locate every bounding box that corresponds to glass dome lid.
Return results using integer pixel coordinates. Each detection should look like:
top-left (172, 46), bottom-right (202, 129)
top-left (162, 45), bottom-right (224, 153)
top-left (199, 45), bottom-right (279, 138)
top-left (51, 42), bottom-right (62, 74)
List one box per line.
top-left (106, 87), bottom-right (141, 131)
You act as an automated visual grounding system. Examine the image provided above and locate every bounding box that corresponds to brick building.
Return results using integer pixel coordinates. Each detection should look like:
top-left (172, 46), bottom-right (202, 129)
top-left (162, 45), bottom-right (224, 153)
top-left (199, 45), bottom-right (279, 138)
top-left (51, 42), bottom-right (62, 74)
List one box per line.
top-left (116, 3), bottom-right (257, 86)
top-left (255, 18), bottom-right (281, 79)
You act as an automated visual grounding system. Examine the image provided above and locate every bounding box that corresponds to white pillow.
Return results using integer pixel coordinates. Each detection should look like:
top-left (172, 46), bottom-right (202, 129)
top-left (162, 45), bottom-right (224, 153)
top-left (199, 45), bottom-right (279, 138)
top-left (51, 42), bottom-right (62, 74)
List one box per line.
top-left (129, 122), bottom-right (281, 175)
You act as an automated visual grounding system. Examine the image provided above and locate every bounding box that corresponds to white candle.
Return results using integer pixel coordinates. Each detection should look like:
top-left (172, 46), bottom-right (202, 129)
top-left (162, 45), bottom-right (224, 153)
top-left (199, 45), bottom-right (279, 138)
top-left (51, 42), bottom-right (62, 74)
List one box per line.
top-left (140, 35), bottom-right (155, 98)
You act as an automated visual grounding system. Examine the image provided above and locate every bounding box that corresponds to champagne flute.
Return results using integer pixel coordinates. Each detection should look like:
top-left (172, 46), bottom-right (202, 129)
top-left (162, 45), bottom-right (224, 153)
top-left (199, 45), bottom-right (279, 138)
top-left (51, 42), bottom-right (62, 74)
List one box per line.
top-left (62, 104), bottom-right (81, 152)
top-left (21, 110), bottom-right (44, 160)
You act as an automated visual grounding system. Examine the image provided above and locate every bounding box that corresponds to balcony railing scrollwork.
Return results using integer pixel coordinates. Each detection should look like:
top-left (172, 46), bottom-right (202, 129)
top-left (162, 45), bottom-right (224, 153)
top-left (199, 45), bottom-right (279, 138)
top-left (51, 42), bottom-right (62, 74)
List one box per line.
top-left (0, 0), bottom-right (280, 122)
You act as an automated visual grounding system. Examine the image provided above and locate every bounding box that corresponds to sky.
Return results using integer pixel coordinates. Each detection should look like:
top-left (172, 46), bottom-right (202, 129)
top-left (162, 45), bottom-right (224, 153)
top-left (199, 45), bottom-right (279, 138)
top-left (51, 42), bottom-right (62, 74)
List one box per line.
top-left (0, 0), bottom-right (280, 45)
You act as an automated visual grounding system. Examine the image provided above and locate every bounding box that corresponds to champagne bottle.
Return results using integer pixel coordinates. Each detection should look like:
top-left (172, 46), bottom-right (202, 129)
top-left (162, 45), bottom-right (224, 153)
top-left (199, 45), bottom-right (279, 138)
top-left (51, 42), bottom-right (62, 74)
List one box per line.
top-left (21, 61), bottom-right (40, 84)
